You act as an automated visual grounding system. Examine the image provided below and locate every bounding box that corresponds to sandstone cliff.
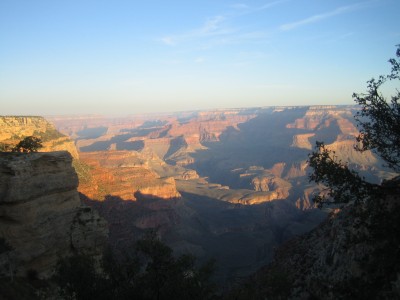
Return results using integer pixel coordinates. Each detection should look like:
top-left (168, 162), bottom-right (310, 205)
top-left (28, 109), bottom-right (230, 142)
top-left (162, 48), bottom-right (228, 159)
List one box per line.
top-left (0, 151), bottom-right (108, 278)
top-left (0, 116), bottom-right (78, 158)
top-left (78, 151), bottom-right (181, 201)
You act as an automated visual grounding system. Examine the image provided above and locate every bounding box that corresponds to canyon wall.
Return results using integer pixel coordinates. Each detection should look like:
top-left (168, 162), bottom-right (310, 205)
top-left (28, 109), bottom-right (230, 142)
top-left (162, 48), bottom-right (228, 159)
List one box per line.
top-left (0, 116), bottom-right (78, 158)
top-left (231, 177), bottom-right (400, 299)
top-left (0, 151), bottom-right (108, 278)
top-left (77, 151), bottom-right (181, 201)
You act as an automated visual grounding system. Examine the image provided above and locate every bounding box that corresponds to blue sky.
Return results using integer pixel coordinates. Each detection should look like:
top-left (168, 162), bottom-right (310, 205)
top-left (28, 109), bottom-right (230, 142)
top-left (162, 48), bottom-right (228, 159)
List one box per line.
top-left (1, 0), bottom-right (399, 115)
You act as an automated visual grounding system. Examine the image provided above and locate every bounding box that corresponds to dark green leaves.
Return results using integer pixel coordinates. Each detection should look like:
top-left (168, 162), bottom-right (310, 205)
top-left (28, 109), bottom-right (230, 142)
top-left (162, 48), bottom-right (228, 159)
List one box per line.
top-left (12, 136), bottom-right (43, 153)
top-left (308, 142), bottom-right (378, 207)
top-left (353, 45), bottom-right (400, 171)
top-left (308, 46), bottom-right (399, 207)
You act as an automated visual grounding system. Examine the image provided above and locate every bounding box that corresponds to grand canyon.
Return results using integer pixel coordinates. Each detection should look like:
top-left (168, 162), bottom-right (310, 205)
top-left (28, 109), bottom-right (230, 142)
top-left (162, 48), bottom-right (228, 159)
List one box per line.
top-left (1, 101), bottom-right (400, 298)
top-left (2, 1), bottom-right (399, 298)
top-left (0, 106), bottom-right (390, 280)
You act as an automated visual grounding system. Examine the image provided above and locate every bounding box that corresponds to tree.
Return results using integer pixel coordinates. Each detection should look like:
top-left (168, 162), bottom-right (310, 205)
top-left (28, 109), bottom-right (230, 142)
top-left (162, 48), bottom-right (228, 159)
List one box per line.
top-left (308, 141), bottom-right (380, 207)
top-left (12, 136), bottom-right (43, 153)
top-left (55, 231), bottom-right (216, 300)
top-left (55, 254), bottom-right (110, 300)
top-left (308, 46), bottom-right (400, 206)
top-left (353, 46), bottom-right (400, 171)
top-left (133, 230), bottom-right (216, 300)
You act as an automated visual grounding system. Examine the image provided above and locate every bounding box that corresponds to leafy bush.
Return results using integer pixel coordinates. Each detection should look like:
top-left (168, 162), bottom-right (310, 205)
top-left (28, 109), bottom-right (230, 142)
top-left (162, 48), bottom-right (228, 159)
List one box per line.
top-left (12, 136), bottom-right (43, 153)
top-left (33, 128), bottom-right (65, 142)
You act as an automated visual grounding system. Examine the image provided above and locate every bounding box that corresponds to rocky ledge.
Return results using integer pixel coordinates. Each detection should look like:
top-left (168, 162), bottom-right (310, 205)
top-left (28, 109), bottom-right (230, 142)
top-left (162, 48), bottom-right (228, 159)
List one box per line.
top-left (0, 116), bottom-right (79, 158)
top-left (0, 151), bottom-right (108, 278)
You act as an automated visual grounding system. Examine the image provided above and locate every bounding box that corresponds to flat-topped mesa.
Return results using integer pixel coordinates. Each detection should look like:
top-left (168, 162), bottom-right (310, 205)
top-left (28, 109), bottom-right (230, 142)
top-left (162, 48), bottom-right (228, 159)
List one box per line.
top-left (286, 106), bottom-right (357, 132)
top-left (0, 151), bottom-right (108, 278)
top-left (168, 113), bottom-right (254, 142)
top-left (0, 116), bottom-right (79, 158)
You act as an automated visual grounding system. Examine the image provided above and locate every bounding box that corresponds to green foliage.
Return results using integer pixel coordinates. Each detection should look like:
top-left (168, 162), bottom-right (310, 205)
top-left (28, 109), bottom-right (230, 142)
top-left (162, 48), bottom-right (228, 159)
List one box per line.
top-left (33, 128), bottom-right (65, 142)
top-left (133, 230), bottom-right (216, 300)
top-left (54, 231), bottom-right (217, 300)
top-left (309, 46), bottom-right (400, 206)
top-left (353, 45), bottom-right (400, 171)
top-left (12, 136), bottom-right (43, 153)
top-left (308, 142), bottom-right (380, 206)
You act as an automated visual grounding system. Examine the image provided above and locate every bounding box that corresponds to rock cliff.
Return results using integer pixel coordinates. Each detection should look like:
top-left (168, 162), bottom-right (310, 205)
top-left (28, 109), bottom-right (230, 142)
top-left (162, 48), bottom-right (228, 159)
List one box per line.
top-left (229, 177), bottom-right (400, 299)
top-left (0, 151), bottom-right (108, 278)
top-left (78, 151), bottom-right (181, 201)
top-left (0, 116), bottom-right (78, 158)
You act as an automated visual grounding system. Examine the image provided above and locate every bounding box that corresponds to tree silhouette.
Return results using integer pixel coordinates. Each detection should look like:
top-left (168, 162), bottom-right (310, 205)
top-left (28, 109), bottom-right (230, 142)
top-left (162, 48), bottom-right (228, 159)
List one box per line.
top-left (353, 46), bottom-right (400, 171)
top-left (309, 45), bottom-right (399, 206)
top-left (12, 136), bottom-right (43, 153)
top-left (55, 231), bottom-right (216, 300)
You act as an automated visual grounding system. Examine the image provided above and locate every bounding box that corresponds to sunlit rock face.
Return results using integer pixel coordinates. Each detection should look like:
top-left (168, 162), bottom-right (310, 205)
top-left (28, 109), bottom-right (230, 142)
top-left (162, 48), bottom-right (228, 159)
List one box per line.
top-left (0, 151), bottom-right (107, 278)
top-left (0, 116), bottom-right (79, 158)
top-left (77, 150), bottom-right (181, 201)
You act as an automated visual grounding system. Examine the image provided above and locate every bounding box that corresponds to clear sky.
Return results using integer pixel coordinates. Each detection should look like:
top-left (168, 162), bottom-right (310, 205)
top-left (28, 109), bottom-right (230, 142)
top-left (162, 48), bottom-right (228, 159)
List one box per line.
top-left (1, 0), bottom-right (399, 115)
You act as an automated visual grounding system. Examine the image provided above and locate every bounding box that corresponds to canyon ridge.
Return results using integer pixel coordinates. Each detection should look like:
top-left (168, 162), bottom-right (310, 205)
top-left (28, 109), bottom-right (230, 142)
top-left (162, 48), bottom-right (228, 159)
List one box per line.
top-left (0, 106), bottom-right (393, 283)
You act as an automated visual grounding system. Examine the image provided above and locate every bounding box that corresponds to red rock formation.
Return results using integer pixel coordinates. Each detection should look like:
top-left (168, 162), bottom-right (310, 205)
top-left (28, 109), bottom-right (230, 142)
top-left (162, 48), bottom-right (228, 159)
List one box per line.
top-left (269, 163), bottom-right (286, 178)
top-left (0, 116), bottom-right (79, 158)
top-left (251, 175), bottom-right (291, 199)
top-left (168, 112), bottom-right (254, 142)
top-left (285, 161), bottom-right (308, 179)
top-left (286, 106), bottom-right (356, 133)
top-left (291, 133), bottom-right (315, 150)
top-left (78, 151), bottom-right (181, 201)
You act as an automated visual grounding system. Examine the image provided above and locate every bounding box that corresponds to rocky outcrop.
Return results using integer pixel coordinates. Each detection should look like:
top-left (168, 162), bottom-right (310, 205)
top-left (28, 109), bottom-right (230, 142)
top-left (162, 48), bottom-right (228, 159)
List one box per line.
top-left (251, 176), bottom-right (291, 199)
top-left (231, 177), bottom-right (400, 299)
top-left (168, 111), bottom-right (255, 143)
top-left (135, 177), bottom-right (181, 200)
top-left (325, 139), bottom-right (378, 166)
top-left (78, 151), bottom-right (181, 201)
top-left (0, 116), bottom-right (78, 158)
top-left (285, 161), bottom-right (308, 179)
top-left (291, 133), bottom-right (315, 150)
top-left (181, 169), bottom-right (199, 180)
top-left (0, 151), bottom-right (107, 278)
top-left (0, 116), bottom-right (51, 141)
top-left (286, 106), bottom-right (356, 131)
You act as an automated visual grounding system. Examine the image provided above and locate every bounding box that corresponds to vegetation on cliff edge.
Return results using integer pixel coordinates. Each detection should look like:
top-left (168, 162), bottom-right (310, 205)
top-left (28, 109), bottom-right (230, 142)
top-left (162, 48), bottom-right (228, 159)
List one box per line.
top-left (55, 230), bottom-right (217, 300)
top-left (309, 45), bottom-right (400, 207)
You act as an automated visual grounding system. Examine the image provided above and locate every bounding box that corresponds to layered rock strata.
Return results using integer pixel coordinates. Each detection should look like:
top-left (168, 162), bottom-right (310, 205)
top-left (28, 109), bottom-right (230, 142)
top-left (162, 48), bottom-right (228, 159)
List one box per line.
top-left (78, 151), bottom-right (181, 201)
top-left (0, 116), bottom-right (78, 158)
top-left (0, 151), bottom-right (107, 278)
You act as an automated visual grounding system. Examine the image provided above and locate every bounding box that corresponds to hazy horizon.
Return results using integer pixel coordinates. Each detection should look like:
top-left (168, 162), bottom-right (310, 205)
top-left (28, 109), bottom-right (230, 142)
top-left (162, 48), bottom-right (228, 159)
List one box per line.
top-left (1, 103), bottom-right (359, 118)
top-left (1, 0), bottom-right (399, 115)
